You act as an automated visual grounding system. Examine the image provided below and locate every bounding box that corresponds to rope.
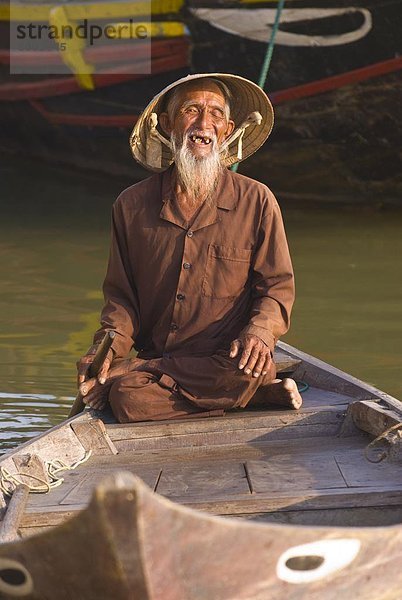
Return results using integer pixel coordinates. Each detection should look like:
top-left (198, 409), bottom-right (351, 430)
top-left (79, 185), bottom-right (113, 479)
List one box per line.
top-left (0, 451), bottom-right (92, 497)
top-left (364, 423), bottom-right (402, 464)
top-left (296, 381), bottom-right (309, 393)
top-left (257, 0), bottom-right (286, 91)
top-left (231, 0), bottom-right (286, 173)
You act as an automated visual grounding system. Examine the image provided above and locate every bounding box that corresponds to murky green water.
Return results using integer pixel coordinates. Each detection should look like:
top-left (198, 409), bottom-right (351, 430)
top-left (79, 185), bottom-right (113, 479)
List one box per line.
top-left (1, 155), bottom-right (401, 454)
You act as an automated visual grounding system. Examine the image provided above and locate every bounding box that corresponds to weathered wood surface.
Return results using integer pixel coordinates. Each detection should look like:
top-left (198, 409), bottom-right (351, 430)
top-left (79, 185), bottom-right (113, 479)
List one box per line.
top-left (334, 450), bottom-right (402, 487)
top-left (278, 341), bottom-right (402, 410)
top-left (350, 399), bottom-right (402, 437)
top-left (109, 412), bottom-right (344, 447)
top-left (59, 466), bottom-right (162, 506)
top-left (20, 431), bottom-right (402, 535)
top-left (71, 420), bottom-right (118, 455)
top-left (273, 349), bottom-right (301, 373)
top-left (245, 455), bottom-right (345, 493)
top-left (107, 387), bottom-right (350, 453)
top-left (12, 378), bottom-right (401, 535)
top-left (113, 420), bottom-right (344, 452)
top-left (12, 454), bottom-right (50, 488)
top-left (0, 413), bottom-right (90, 468)
top-left (0, 484), bottom-right (29, 543)
top-left (0, 414), bottom-right (118, 508)
top-left (156, 461), bottom-right (251, 499)
top-left (0, 416), bottom-right (87, 508)
top-left (2, 473), bottom-right (402, 600)
top-left (237, 505), bottom-right (402, 527)
top-left (2, 341), bottom-right (402, 552)
top-left (19, 484), bottom-right (402, 532)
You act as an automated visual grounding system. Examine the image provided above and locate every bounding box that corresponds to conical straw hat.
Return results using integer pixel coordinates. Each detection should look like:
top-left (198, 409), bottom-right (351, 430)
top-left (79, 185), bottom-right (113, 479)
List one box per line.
top-left (130, 72), bottom-right (274, 172)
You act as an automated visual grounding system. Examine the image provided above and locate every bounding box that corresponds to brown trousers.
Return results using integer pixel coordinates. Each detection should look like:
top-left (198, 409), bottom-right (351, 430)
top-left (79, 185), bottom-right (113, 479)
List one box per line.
top-left (109, 350), bottom-right (276, 423)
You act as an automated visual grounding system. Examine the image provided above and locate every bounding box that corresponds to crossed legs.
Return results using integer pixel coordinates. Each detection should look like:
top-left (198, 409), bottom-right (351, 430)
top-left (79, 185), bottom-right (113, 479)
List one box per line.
top-left (108, 350), bottom-right (302, 423)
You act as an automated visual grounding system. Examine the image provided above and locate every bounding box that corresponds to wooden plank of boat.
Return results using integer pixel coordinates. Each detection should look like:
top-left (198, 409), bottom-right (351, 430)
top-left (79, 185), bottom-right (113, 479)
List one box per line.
top-left (0, 342), bottom-right (402, 598)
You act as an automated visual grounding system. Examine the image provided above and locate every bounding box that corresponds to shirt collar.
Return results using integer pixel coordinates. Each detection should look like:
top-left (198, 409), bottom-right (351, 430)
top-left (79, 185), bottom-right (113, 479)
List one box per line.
top-left (214, 167), bottom-right (237, 210)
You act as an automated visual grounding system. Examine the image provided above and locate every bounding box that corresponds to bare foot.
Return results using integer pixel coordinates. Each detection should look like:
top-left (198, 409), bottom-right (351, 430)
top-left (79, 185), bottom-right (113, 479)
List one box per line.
top-left (251, 378), bottom-right (303, 410)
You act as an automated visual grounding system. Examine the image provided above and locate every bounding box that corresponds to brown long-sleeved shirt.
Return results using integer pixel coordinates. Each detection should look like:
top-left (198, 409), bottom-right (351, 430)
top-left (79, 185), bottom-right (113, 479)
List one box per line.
top-left (94, 166), bottom-right (294, 359)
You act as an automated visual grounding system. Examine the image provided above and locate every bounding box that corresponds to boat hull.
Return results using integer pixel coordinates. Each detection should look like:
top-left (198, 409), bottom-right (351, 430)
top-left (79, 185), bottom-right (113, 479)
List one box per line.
top-left (1, 1), bottom-right (402, 202)
top-left (1, 342), bottom-right (402, 597)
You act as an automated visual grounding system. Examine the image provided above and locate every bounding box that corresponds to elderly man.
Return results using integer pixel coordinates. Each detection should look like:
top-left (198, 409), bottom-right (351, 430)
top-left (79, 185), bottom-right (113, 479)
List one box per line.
top-left (77, 73), bottom-right (302, 422)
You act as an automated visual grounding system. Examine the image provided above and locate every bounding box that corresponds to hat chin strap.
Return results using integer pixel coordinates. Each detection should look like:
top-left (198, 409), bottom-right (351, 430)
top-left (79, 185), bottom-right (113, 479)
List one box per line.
top-left (149, 113), bottom-right (173, 149)
top-left (220, 111), bottom-right (263, 161)
top-left (144, 112), bottom-right (173, 169)
top-left (146, 110), bottom-right (262, 168)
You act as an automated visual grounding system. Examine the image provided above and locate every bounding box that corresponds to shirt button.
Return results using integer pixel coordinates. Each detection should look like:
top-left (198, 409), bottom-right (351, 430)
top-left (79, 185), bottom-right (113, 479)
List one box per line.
top-left (187, 230), bottom-right (194, 238)
top-left (176, 293), bottom-right (185, 301)
top-left (183, 262), bottom-right (191, 270)
top-left (170, 323), bottom-right (178, 331)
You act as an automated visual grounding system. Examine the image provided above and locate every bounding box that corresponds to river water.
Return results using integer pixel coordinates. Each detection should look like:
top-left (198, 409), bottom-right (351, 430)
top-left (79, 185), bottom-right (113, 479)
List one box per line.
top-left (1, 155), bottom-right (401, 454)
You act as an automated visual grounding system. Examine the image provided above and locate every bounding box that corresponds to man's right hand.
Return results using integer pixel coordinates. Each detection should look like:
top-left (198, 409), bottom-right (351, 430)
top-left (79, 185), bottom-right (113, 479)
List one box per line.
top-left (76, 344), bottom-right (113, 388)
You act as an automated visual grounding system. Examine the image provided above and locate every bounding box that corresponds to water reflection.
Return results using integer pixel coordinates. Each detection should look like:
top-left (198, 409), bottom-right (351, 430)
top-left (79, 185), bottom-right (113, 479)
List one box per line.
top-left (1, 154), bottom-right (401, 454)
top-left (0, 393), bottom-right (73, 453)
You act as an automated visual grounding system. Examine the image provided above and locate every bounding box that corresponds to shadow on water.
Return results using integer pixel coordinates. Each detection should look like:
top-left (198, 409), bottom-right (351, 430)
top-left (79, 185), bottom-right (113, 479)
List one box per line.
top-left (1, 154), bottom-right (402, 453)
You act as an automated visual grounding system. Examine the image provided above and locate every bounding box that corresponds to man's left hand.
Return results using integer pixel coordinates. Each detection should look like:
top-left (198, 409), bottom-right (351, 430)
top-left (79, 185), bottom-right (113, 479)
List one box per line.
top-left (230, 334), bottom-right (272, 378)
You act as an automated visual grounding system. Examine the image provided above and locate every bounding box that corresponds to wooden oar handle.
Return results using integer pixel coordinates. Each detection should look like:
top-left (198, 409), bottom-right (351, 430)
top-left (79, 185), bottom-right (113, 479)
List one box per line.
top-left (69, 331), bottom-right (116, 418)
top-left (0, 484), bottom-right (29, 542)
top-left (88, 331), bottom-right (115, 378)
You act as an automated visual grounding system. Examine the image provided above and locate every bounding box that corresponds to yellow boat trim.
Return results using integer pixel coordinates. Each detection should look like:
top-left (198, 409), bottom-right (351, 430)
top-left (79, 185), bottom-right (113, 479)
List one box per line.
top-left (45, 16), bottom-right (185, 91)
top-left (4, 0), bottom-right (185, 91)
top-left (1, 0), bottom-right (184, 22)
top-left (109, 20), bottom-right (186, 38)
top-left (48, 5), bottom-right (94, 90)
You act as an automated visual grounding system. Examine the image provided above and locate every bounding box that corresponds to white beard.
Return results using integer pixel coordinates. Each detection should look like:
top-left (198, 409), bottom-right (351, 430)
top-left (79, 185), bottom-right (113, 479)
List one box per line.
top-left (171, 132), bottom-right (226, 208)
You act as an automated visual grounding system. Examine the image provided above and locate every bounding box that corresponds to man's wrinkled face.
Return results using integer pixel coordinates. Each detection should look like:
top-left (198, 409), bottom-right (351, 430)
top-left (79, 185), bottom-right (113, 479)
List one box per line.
top-left (159, 81), bottom-right (234, 203)
top-left (161, 82), bottom-right (234, 158)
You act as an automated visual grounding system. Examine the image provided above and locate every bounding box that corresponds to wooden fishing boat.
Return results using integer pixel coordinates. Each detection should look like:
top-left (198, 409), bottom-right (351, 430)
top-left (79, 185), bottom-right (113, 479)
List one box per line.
top-left (1, 341), bottom-right (402, 598)
top-left (1, 0), bottom-right (402, 203)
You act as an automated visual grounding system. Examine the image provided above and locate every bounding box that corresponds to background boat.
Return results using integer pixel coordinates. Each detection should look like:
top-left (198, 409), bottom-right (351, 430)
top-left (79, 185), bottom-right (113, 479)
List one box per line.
top-left (1, 0), bottom-right (401, 203)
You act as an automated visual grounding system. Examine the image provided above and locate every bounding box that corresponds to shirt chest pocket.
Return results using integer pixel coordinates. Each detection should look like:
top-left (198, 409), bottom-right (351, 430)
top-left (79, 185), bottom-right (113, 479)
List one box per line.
top-left (202, 245), bottom-right (252, 299)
